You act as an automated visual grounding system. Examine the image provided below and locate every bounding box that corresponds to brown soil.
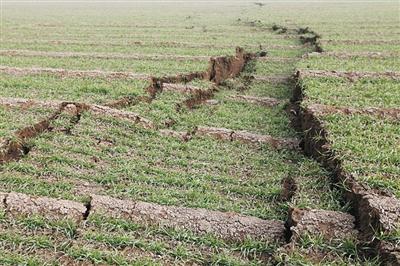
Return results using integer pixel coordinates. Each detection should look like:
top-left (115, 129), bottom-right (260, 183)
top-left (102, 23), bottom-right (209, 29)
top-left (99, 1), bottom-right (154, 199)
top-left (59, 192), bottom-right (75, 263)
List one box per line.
top-left (304, 51), bottom-right (400, 59)
top-left (0, 103), bottom-right (66, 164)
top-left (279, 177), bottom-right (297, 201)
top-left (308, 103), bottom-right (400, 120)
top-left (162, 83), bottom-right (203, 94)
top-left (3, 39), bottom-right (305, 50)
top-left (320, 39), bottom-right (400, 45)
top-left (196, 126), bottom-right (299, 149)
top-left (104, 95), bottom-right (151, 108)
top-left (0, 97), bottom-right (156, 129)
top-left (0, 49), bottom-right (210, 61)
top-left (177, 86), bottom-right (218, 110)
top-left (292, 78), bottom-right (400, 263)
top-left (206, 47), bottom-right (254, 85)
top-left (145, 72), bottom-right (207, 100)
top-left (159, 129), bottom-right (193, 141)
top-left (288, 208), bottom-right (358, 241)
top-left (90, 194), bottom-right (286, 243)
top-left (258, 56), bottom-right (297, 62)
top-left (88, 104), bottom-right (155, 129)
top-left (0, 66), bottom-right (150, 80)
top-left (0, 192), bottom-right (86, 223)
top-left (298, 69), bottom-right (400, 81)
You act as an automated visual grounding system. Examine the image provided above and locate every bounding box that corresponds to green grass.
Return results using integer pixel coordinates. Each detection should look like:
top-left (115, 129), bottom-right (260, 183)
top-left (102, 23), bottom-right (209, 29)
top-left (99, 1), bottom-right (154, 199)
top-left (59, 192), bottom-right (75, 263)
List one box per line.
top-left (322, 114), bottom-right (400, 198)
top-left (0, 112), bottom-right (344, 220)
top-left (301, 77), bottom-right (400, 108)
top-left (1, 0), bottom-right (399, 263)
top-left (297, 56), bottom-right (400, 72)
top-left (0, 106), bottom-right (53, 139)
top-left (0, 55), bottom-right (209, 75)
top-left (275, 233), bottom-right (380, 266)
top-left (0, 73), bottom-right (148, 104)
top-left (322, 44), bottom-right (400, 53)
top-left (0, 211), bottom-right (275, 265)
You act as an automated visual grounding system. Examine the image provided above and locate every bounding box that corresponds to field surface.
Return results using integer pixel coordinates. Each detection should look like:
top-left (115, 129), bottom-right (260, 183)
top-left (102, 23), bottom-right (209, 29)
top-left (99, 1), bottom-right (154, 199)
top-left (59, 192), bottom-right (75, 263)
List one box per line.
top-left (0, 1), bottom-right (399, 265)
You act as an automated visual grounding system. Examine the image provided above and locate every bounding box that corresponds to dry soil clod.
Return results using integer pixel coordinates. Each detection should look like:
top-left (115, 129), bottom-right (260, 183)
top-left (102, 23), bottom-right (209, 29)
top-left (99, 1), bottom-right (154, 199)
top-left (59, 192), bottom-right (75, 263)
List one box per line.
top-left (287, 208), bottom-right (358, 241)
top-left (304, 51), bottom-right (399, 59)
top-left (89, 194), bottom-right (286, 243)
top-left (197, 126), bottom-right (299, 149)
top-left (162, 83), bottom-right (203, 94)
top-left (1, 192), bottom-right (87, 223)
top-left (320, 39), bottom-right (400, 45)
top-left (297, 69), bottom-right (400, 81)
top-left (308, 103), bottom-right (400, 120)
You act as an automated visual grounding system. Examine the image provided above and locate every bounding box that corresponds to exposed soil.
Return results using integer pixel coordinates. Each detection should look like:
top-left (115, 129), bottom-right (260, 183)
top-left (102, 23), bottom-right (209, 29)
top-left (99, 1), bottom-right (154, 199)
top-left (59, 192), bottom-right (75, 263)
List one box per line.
top-left (196, 126), bottom-right (299, 149)
top-left (0, 49), bottom-right (210, 61)
top-left (258, 56), bottom-right (297, 62)
top-left (3, 39), bottom-right (305, 49)
top-left (304, 51), bottom-right (400, 59)
top-left (320, 39), bottom-right (400, 45)
top-left (177, 86), bottom-right (218, 110)
top-left (104, 95), bottom-right (152, 108)
top-left (308, 103), bottom-right (400, 120)
top-left (288, 208), bottom-right (358, 240)
top-left (293, 75), bottom-right (400, 264)
top-left (159, 129), bottom-right (193, 141)
top-left (0, 103), bottom-right (65, 164)
top-left (0, 66), bottom-right (150, 80)
top-left (206, 47), bottom-right (255, 84)
top-left (279, 177), bottom-right (297, 201)
top-left (2, 24), bottom-right (397, 264)
top-left (0, 97), bottom-right (156, 129)
top-left (90, 194), bottom-right (286, 243)
top-left (298, 69), bottom-right (400, 81)
top-left (88, 104), bottom-right (155, 129)
top-left (162, 83), bottom-right (203, 94)
top-left (0, 192), bottom-right (86, 222)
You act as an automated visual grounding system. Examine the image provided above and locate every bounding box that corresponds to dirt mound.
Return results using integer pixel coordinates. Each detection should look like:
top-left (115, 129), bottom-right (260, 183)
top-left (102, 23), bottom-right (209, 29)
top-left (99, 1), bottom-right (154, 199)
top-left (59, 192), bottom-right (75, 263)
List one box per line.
top-left (90, 194), bottom-right (286, 243)
top-left (308, 103), bottom-right (400, 120)
top-left (288, 208), bottom-right (358, 240)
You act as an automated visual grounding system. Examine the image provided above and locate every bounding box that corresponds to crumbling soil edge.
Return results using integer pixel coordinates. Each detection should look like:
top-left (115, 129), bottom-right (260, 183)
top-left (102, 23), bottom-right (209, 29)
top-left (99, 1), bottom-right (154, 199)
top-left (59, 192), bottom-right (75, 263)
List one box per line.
top-left (270, 24), bottom-right (400, 263)
top-left (0, 102), bottom-right (86, 164)
top-left (0, 191), bottom-right (286, 244)
top-left (292, 70), bottom-right (400, 265)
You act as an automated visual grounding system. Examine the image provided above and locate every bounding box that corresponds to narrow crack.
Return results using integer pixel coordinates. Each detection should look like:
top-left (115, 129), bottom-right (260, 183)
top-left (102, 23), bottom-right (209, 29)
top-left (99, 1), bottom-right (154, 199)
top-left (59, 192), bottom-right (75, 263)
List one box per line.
top-left (83, 199), bottom-right (92, 220)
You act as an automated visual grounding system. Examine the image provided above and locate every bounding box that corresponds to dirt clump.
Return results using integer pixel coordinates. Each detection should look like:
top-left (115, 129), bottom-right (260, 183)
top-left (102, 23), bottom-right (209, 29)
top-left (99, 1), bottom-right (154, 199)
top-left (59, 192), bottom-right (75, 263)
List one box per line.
top-left (1, 192), bottom-right (86, 223)
top-left (288, 208), bottom-right (358, 241)
top-left (90, 194), bottom-right (286, 242)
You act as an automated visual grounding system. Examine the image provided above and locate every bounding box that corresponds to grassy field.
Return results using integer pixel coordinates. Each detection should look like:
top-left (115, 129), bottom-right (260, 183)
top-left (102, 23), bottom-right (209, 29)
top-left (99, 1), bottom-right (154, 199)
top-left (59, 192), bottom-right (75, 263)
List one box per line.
top-left (0, 1), bottom-right (399, 265)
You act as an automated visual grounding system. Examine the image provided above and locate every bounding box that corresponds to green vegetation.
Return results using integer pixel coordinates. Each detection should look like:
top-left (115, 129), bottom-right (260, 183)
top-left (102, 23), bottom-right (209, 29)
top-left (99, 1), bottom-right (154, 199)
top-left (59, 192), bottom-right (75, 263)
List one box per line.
top-left (0, 106), bottom-right (53, 139)
top-left (301, 77), bottom-right (400, 108)
top-left (0, 0), bottom-right (398, 264)
top-left (0, 74), bottom-right (148, 104)
top-left (323, 114), bottom-right (399, 197)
